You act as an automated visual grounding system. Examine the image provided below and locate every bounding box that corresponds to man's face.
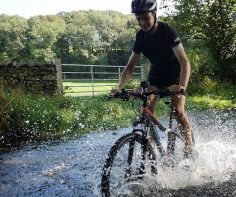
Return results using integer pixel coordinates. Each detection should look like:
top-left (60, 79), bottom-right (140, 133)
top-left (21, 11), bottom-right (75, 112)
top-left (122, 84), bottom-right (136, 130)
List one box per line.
top-left (135, 12), bottom-right (155, 32)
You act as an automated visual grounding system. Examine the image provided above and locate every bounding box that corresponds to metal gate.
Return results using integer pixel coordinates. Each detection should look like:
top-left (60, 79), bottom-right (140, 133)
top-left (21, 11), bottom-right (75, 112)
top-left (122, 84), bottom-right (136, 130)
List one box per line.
top-left (62, 64), bottom-right (145, 96)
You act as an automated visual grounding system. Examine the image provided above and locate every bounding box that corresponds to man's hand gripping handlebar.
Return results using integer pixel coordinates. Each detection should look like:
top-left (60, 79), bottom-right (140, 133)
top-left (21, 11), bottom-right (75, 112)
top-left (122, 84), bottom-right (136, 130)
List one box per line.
top-left (109, 88), bottom-right (187, 101)
top-left (108, 89), bottom-right (130, 101)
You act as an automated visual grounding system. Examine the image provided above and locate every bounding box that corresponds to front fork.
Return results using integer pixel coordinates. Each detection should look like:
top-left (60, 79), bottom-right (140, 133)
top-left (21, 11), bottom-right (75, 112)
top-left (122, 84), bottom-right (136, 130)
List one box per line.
top-left (127, 128), bottom-right (158, 176)
top-left (125, 129), bottom-right (147, 177)
top-left (167, 107), bottom-right (176, 155)
top-left (125, 136), bottom-right (147, 176)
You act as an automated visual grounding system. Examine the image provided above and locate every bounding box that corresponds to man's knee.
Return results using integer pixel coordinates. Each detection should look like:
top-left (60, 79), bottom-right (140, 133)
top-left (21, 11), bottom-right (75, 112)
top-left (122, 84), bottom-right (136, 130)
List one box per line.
top-left (173, 108), bottom-right (184, 119)
top-left (173, 109), bottom-right (190, 127)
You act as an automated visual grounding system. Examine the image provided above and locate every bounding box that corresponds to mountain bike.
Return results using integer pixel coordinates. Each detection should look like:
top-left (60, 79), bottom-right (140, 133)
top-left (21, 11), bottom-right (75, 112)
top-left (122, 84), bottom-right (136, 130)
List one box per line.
top-left (101, 81), bottom-right (193, 197)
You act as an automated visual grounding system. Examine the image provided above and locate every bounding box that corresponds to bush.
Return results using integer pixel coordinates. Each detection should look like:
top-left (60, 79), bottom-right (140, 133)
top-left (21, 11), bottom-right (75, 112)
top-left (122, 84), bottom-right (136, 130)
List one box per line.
top-left (187, 40), bottom-right (218, 82)
top-left (0, 90), bottom-right (137, 149)
top-left (0, 89), bottom-right (76, 147)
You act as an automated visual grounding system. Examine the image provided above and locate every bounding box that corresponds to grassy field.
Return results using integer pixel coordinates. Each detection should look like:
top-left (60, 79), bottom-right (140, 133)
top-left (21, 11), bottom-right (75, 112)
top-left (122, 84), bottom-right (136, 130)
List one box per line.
top-left (63, 80), bottom-right (139, 96)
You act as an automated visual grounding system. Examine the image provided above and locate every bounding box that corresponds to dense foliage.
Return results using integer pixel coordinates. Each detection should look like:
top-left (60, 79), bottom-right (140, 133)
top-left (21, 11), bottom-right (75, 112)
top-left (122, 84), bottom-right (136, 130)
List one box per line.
top-left (0, 11), bottom-right (138, 66)
top-left (0, 1), bottom-right (235, 82)
top-left (162, 0), bottom-right (236, 82)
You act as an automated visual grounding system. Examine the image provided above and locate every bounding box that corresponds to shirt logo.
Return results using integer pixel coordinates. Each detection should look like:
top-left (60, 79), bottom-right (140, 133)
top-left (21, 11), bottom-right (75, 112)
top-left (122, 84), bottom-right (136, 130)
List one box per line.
top-left (174, 37), bottom-right (180, 43)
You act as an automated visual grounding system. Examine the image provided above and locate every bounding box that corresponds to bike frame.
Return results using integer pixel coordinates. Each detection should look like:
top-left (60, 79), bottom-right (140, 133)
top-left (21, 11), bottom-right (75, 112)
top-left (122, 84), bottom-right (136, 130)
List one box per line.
top-left (101, 83), bottom-right (187, 196)
top-left (130, 86), bottom-right (178, 159)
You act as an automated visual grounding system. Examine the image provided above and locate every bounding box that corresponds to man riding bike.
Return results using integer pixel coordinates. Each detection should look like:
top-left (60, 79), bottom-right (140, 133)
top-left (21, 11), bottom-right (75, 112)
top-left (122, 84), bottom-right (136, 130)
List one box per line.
top-left (112, 0), bottom-right (194, 158)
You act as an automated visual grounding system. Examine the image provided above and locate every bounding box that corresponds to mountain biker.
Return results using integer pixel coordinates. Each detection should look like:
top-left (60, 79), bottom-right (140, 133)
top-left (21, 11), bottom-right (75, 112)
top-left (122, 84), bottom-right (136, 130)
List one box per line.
top-left (111, 0), bottom-right (194, 158)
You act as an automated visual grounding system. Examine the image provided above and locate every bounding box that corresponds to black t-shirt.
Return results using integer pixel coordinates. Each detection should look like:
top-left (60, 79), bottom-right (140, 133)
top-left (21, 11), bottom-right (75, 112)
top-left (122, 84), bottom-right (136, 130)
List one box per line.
top-left (132, 21), bottom-right (181, 88)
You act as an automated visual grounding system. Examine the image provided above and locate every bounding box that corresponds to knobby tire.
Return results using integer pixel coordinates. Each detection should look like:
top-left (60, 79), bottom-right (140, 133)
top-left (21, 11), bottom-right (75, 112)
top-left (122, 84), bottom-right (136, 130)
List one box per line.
top-left (101, 132), bottom-right (158, 197)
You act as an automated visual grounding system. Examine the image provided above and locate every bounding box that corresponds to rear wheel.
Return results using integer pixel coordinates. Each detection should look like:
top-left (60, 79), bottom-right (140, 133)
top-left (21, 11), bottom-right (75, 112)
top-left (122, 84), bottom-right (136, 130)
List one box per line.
top-left (101, 132), bottom-right (157, 197)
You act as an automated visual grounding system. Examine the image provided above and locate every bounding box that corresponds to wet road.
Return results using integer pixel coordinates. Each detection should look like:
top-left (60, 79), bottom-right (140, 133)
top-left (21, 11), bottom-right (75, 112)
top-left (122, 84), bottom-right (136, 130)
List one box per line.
top-left (0, 109), bottom-right (236, 197)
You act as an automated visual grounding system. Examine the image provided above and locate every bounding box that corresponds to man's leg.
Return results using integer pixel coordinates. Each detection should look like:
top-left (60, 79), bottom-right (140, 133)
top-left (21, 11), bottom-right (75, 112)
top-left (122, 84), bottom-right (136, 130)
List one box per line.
top-left (147, 86), bottom-right (158, 114)
top-left (171, 95), bottom-right (193, 157)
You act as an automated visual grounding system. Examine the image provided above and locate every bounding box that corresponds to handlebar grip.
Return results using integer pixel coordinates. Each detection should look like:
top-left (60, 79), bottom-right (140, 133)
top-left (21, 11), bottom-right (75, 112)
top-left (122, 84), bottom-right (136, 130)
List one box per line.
top-left (180, 89), bottom-right (187, 96)
top-left (120, 89), bottom-right (129, 101)
top-left (107, 89), bottom-right (129, 101)
top-left (107, 91), bottom-right (120, 100)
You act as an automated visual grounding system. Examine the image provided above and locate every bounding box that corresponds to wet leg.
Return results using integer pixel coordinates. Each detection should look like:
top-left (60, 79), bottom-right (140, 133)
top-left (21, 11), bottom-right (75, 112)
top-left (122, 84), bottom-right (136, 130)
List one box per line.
top-left (171, 95), bottom-right (193, 157)
top-left (147, 86), bottom-right (158, 114)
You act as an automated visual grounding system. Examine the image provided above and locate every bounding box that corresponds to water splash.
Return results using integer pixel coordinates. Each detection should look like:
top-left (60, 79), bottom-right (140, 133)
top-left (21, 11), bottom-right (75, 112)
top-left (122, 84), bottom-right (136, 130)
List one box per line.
top-left (0, 110), bottom-right (235, 197)
top-left (155, 139), bottom-right (236, 190)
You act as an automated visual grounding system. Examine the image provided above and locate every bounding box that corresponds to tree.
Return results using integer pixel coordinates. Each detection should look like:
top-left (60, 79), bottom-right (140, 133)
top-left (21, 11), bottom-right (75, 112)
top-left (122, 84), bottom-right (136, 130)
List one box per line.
top-left (0, 15), bottom-right (28, 62)
top-left (202, 0), bottom-right (236, 81)
top-left (27, 15), bottom-right (66, 62)
top-left (0, 11), bottom-right (148, 67)
top-left (163, 0), bottom-right (236, 82)
top-left (59, 11), bottom-right (138, 65)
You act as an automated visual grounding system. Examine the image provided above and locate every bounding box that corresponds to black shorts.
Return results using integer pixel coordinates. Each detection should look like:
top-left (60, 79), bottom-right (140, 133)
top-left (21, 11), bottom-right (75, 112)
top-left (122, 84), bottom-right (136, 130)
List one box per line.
top-left (147, 64), bottom-right (180, 89)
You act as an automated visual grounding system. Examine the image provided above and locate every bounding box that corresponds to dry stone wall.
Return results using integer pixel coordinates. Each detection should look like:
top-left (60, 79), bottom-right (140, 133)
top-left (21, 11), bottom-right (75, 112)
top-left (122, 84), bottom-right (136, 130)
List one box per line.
top-left (0, 60), bottom-right (63, 95)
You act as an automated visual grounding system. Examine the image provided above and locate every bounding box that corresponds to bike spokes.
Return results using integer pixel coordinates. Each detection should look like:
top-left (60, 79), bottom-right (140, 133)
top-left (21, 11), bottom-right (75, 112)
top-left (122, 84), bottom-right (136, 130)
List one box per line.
top-left (108, 139), bottom-right (143, 193)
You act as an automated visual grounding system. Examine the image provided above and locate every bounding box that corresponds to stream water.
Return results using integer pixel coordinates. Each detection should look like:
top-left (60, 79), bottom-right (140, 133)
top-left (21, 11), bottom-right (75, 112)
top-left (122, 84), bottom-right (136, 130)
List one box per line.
top-left (0, 109), bottom-right (236, 197)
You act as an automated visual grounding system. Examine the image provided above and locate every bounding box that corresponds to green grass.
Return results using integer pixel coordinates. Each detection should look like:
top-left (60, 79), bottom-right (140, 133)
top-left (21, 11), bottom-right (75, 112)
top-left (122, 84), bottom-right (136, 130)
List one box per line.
top-left (187, 95), bottom-right (236, 110)
top-left (187, 78), bottom-right (236, 110)
top-left (63, 81), bottom-right (118, 96)
top-left (63, 80), bottom-right (139, 96)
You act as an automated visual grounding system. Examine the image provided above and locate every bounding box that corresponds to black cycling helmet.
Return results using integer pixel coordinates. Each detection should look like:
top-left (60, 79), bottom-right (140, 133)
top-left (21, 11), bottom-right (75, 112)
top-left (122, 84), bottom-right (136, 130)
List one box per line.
top-left (131, 0), bottom-right (157, 14)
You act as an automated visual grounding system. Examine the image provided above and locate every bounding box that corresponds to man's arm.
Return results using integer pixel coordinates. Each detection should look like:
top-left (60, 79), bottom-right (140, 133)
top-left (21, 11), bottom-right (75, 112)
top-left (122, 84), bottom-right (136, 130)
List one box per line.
top-left (172, 43), bottom-right (191, 91)
top-left (117, 51), bottom-right (141, 90)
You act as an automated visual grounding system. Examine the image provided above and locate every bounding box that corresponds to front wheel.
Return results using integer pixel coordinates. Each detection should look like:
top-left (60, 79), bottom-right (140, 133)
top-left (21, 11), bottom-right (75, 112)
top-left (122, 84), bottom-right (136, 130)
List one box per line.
top-left (101, 132), bottom-right (156, 197)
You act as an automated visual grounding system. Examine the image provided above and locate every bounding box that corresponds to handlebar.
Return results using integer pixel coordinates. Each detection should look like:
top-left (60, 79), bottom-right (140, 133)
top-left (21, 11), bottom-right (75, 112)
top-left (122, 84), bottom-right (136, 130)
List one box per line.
top-left (109, 88), bottom-right (187, 101)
